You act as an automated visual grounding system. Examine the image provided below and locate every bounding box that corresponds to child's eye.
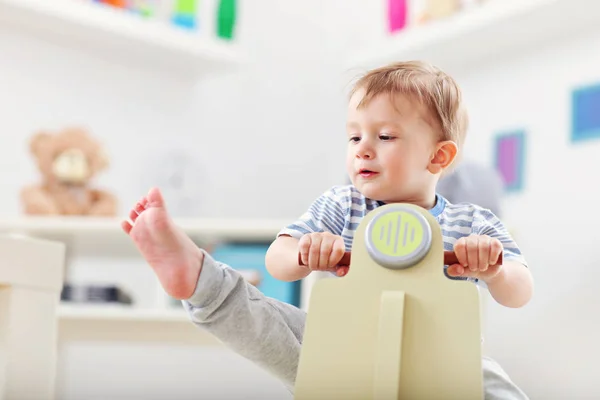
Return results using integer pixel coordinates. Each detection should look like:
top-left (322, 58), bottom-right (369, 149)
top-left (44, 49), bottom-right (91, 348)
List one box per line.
top-left (349, 136), bottom-right (360, 143)
top-left (379, 134), bottom-right (394, 141)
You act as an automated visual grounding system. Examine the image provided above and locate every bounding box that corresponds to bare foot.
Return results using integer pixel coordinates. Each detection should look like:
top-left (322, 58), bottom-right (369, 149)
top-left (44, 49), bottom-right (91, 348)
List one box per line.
top-left (122, 187), bottom-right (203, 299)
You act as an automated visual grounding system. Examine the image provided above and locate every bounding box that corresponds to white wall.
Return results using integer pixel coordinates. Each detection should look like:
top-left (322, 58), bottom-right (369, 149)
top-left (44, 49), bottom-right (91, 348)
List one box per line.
top-left (455, 28), bottom-right (600, 399)
top-left (0, 1), bottom-right (349, 399)
top-left (333, 1), bottom-right (600, 399)
top-left (0, 1), bottom-right (347, 221)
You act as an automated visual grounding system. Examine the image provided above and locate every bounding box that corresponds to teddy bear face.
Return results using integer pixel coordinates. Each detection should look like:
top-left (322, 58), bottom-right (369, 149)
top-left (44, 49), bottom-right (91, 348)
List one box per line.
top-left (30, 127), bottom-right (109, 185)
top-left (51, 147), bottom-right (91, 184)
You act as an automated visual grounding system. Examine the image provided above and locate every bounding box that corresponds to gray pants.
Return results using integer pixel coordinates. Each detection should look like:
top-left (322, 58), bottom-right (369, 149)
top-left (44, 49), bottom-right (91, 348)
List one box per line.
top-left (483, 356), bottom-right (529, 399)
top-left (184, 251), bottom-right (530, 399)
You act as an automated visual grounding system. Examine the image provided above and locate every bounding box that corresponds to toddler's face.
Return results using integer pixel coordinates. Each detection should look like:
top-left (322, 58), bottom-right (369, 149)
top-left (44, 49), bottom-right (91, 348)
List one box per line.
top-left (345, 90), bottom-right (440, 203)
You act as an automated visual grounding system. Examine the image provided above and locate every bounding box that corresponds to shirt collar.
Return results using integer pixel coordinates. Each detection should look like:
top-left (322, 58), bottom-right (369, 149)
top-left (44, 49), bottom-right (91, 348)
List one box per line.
top-left (377, 193), bottom-right (446, 217)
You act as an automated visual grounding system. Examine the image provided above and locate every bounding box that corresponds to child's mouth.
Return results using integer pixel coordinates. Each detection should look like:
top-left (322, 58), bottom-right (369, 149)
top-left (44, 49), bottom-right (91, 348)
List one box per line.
top-left (359, 169), bottom-right (378, 178)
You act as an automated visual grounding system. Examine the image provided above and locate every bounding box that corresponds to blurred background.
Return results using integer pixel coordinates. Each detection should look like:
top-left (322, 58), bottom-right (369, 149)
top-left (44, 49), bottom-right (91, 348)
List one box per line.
top-left (1, 0), bottom-right (599, 398)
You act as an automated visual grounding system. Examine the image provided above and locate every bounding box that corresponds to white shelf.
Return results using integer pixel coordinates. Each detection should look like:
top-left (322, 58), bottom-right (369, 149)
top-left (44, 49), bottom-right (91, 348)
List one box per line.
top-left (58, 303), bottom-right (189, 322)
top-left (57, 303), bottom-right (223, 345)
top-left (0, 216), bottom-right (290, 243)
top-left (345, 0), bottom-right (600, 73)
top-left (0, 0), bottom-right (241, 77)
top-left (1, 216), bottom-right (290, 340)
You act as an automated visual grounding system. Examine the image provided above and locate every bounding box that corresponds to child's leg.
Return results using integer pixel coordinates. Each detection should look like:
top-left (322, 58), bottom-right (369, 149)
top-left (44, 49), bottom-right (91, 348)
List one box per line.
top-left (122, 188), bottom-right (304, 391)
top-left (482, 356), bottom-right (529, 400)
top-left (183, 249), bottom-right (305, 391)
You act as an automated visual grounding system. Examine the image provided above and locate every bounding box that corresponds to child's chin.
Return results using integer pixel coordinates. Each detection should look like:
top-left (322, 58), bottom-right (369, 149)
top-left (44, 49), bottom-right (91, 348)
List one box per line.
top-left (357, 184), bottom-right (385, 200)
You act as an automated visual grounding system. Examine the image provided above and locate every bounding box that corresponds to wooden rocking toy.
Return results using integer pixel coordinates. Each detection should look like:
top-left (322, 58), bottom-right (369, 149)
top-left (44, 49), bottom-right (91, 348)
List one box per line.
top-left (294, 203), bottom-right (493, 400)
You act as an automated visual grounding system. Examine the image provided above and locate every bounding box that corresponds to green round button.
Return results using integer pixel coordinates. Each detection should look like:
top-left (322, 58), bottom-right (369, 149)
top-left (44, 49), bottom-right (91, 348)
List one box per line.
top-left (365, 205), bottom-right (432, 269)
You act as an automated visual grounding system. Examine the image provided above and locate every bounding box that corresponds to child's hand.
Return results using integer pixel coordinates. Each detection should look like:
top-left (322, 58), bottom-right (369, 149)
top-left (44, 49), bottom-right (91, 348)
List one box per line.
top-left (446, 234), bottom-right (503, 282)
top-left (298, 232), bottom-right (347, 276)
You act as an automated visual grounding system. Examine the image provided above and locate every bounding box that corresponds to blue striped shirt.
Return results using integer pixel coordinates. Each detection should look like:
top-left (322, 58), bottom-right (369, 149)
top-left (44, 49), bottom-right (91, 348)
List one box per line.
top-left (278, 185), bottom-right (527, 287)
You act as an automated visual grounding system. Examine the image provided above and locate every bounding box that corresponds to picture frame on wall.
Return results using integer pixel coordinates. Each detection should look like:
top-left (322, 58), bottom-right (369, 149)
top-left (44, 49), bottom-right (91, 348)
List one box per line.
top-left (494, 130), bottom-right (526, 193)
top-left (571, 82), bottom-right (600, 143)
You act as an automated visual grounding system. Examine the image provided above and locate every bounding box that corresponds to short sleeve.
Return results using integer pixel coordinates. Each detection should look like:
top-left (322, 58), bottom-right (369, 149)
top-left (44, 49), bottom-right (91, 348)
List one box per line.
top-left (473, 209), bottom-right (527, 267)
top-left (277, 186), bottom-right (346, 240)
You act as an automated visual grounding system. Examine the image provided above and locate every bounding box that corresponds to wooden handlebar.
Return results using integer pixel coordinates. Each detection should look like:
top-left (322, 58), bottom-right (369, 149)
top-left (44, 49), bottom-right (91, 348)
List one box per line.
top-left (298, 251), bottom-right (503, 267)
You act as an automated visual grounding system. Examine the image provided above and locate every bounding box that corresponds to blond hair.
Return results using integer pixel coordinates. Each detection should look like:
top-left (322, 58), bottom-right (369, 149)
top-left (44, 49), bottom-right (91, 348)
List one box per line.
top-left (349, 60), bottom-right (468, 150)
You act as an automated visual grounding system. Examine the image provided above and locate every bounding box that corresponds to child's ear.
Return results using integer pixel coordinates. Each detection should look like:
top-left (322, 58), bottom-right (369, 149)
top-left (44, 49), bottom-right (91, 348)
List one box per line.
top-left (428, 140), bottom-right (458, 174)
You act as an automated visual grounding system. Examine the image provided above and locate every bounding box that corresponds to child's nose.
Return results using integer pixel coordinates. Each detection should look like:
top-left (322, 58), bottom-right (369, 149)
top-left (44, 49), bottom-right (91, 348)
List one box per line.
top-left (356, 143), bottom-right (374, 159)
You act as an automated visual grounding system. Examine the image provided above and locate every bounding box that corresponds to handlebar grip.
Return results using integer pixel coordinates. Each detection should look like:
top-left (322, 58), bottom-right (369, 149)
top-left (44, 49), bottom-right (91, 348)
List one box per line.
top-left (442, 251), bottom-right (503, 266)
top-left (298, 251), bottom-right (503, 267)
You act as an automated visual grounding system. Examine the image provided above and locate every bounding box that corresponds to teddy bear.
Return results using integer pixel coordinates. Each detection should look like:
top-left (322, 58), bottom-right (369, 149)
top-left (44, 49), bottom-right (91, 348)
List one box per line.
top-left (20, 127), bottom-right (118, 216)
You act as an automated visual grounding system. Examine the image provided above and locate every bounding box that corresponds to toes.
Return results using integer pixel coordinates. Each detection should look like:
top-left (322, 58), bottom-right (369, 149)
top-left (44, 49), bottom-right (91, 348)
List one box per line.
top-left (129, 197), bottom-right (148, 222)
top-left (129, 198), bottom-right (147, 222)
top-left (137, 196), bottom-right (148, 211)
top-left (129, 209), bottom-right (140, 222)
top-left (121, 220), bottom-right (132, 234)
top-left (135, 202), bottom-right (145, 214)
top-left (123, 194), bottom-right (151, 234)
top-left (146, 187), bottom-right (166, 208)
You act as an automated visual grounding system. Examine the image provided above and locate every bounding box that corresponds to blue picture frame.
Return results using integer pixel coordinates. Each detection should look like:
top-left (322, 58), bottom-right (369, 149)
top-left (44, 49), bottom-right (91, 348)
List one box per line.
top-left (571, 82), bottom-right (600, 143)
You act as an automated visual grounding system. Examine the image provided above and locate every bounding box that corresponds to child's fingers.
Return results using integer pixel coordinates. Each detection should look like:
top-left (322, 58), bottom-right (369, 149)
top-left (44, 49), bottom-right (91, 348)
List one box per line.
top-left (298, 236), bottom-right (312, 267)
top-left (490, 239), bottom-right (503, 265)
top-left (336, 266), bottom-right (349, 277)
top-left (454, 238), bottom-right (468, 267)
top-left (330, 237), bottom-right (346, 266)
top-left (466, 237), bottom-right (479, 271)
top-left (478, 237), bottom-right (491, 272)
top-left (446, 264), bottom-right (465, 277)
top-left (319, 237), bottom-right (332, 270)
top-left (308, 235), bottom-right (322, 270)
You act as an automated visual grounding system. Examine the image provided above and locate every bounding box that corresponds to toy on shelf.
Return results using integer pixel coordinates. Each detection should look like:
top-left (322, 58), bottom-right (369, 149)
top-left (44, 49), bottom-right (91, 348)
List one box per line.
top-left (90, 0), bottom-right (239, 38)
top-left (128, 0), bottom-right (164, 18)
top-left (95, 0), bottom-right (128, 9)
top-left (427, 0), bottom-right (461, 19)
top-left (295, 203), bottom-right (496, 399)
top-left (61, 283), bottom-right (133, 305)
top-left (20, 127), bottom-right (118, 217)
top-left (387, 0), bottom-right (408, 33)
top-left (105, 0), bottom-right (126, 7)
top-left (416, 0), bottom-right (491, 25)
top-left (172, 0), bottom-right (198, 29)
top-left (92, 0), bottom-right (199, 28)
top-left (216, 0), bottom-right (236, 40)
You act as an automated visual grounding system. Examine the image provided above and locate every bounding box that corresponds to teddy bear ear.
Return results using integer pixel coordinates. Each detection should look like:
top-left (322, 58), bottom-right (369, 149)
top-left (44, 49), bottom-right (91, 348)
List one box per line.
top-left (96, 148), bottom-right (110, 170)
top-left (29, 131), bottom-right (52, 157)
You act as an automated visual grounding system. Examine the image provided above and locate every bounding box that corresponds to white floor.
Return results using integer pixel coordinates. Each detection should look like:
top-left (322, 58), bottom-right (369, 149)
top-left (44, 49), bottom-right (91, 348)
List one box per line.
top-left (56, 343), bottom-right (292, 400)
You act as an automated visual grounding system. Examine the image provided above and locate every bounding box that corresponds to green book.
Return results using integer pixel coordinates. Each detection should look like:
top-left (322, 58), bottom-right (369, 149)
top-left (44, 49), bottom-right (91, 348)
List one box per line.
top-left (174, 0), bottom-right (197, 15)
top-left (216, 0), bottom-right (236, 39)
